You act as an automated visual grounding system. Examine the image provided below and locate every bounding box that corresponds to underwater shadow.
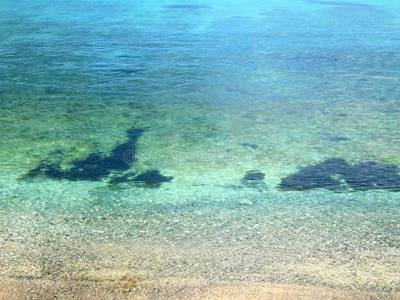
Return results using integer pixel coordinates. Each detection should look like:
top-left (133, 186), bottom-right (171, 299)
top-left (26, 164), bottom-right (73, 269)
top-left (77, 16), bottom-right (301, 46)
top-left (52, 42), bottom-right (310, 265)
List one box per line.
top-left (24, 128), bottom-right (144, 181)
top-left (279, 158), bottom-right (400, 192)
top-left (108, 170), bottom-right (173, 188)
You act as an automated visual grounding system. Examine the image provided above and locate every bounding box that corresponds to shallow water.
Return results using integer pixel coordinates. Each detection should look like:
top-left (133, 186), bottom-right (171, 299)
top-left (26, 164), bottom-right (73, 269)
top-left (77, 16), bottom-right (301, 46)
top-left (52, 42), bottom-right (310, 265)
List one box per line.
top-left (1, 0), bottom-right (400, 293)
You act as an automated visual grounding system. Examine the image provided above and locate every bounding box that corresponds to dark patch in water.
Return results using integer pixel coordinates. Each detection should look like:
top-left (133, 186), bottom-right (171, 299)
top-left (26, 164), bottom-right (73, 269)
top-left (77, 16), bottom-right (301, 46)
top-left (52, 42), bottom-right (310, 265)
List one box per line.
top-left (279, 158), bottom-right (400, 192)
top-left (45, 87), bottom-right (63, 95)
top-left (133, 170), bottom-right (173, 187)
top-left (108, 172), bottom-right (136, 185)
top-left (242, 170), bottom-right (267, 191)
top-left (243, 143), bottom-right (259, 149)
top-left (325, 133), bottom-right (350, 142)
top-left (244, 170), bottom-right (265, 181)
top-left (111, 69), bottom-right (136, 74)
top-left (307, 0), bottom-right (375, 8)
top-left (165, 5), bottom-right (210, 9)
top-left (108, 170), bottom-right (173, 188)
top-left (23, 129), bottom-right (143, 181)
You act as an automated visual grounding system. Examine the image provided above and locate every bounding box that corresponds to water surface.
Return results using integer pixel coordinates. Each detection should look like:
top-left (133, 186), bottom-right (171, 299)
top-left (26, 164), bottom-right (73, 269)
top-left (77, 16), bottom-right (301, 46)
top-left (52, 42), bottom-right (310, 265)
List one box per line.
top-left (1, 0), bottom-right (400, 295)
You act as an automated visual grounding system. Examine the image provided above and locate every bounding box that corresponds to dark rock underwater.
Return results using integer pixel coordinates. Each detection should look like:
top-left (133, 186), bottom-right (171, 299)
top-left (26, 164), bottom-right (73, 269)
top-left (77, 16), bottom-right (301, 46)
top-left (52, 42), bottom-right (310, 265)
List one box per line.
top-left (23, 128), bottom-right (173, 187)
top-left (279, 158), bottom-right (400, 192)
top-left (23, 128), bottom-right (400, 193)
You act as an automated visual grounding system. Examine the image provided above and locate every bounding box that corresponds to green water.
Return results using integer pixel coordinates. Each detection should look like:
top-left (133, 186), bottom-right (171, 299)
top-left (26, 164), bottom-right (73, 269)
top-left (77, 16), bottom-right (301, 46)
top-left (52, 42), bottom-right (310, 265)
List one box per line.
top-left (1, 0), bottom-right (400, 292)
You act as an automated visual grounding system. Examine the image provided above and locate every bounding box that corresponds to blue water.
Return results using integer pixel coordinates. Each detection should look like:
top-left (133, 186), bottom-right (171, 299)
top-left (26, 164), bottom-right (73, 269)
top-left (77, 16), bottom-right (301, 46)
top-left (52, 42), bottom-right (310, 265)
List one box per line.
top-left (1, 0), bottom-right (400, 293)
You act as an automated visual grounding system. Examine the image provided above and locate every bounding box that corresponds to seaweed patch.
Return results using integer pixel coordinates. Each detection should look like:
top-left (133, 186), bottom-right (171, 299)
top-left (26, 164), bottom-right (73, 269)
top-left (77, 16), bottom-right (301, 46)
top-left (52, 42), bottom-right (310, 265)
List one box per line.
top-left (279, 158), bottom-right (400, 192)
top-left (242, 170), bottom-right (267, 191)
top-left (108, 172), bottom-right (137, 185)
top-left (243, 170), bottom-right (265, 181)
top-left (108, 169), bottom-right (173, 188)
top-left (23, 128), bottom-right (143, 181)
top-left (132, 170), bottom-right (173, 188)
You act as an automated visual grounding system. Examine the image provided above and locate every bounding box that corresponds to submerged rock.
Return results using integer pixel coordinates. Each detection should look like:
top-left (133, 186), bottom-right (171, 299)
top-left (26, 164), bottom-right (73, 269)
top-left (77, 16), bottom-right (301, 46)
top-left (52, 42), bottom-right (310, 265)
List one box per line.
top-left (109, 170), bottom-right (173, 188)
top-left (242, 170), bottom-right (267, 191)
top-left (279, 158), bottom-right (400, 192)
top-left (23, 128), bottom-right (143, 181)
top-left (243, 170), bottom-right (265, 181)
top-left (133, 170), bottom-right (173, 187)
top-left (108, 172), bottom-right (136, 185)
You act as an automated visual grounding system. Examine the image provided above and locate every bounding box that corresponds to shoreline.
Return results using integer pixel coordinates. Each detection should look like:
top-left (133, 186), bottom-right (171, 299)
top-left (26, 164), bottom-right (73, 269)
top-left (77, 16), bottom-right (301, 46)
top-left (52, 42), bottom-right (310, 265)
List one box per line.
top-left (1, 238), bottom-right (399, 299)
top-left (2, 187), bottom-right (400, 298)
top-left (1, 277), bottom-right (398, 300)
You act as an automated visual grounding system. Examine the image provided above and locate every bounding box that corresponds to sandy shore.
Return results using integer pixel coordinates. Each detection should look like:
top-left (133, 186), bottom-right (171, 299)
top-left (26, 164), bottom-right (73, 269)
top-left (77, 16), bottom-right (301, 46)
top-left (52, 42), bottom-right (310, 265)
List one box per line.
top-left (2, 185), bottom-right (400, 299)
top-left (1, 277), bottom-right (399, 300)
top-left (1, 240), bottom-right (399, 300)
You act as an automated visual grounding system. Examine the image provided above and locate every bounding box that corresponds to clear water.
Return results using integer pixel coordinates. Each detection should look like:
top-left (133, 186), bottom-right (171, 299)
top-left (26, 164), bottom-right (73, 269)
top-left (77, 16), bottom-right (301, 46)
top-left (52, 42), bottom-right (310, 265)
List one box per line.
top-left (1, 0), bottom-right (400, 292)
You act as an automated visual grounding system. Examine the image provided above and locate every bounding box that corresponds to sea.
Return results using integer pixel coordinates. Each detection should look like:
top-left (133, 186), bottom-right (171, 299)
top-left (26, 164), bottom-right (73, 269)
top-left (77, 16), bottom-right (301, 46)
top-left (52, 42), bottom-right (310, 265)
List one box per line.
top-left (1, 0), bottom-right (400, 295)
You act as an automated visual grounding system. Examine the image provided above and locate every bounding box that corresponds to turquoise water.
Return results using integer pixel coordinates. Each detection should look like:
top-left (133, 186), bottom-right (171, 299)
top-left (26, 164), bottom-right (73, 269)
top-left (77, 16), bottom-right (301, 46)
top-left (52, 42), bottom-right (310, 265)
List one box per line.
top-left (1, 0), bottom-right (400, 293)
